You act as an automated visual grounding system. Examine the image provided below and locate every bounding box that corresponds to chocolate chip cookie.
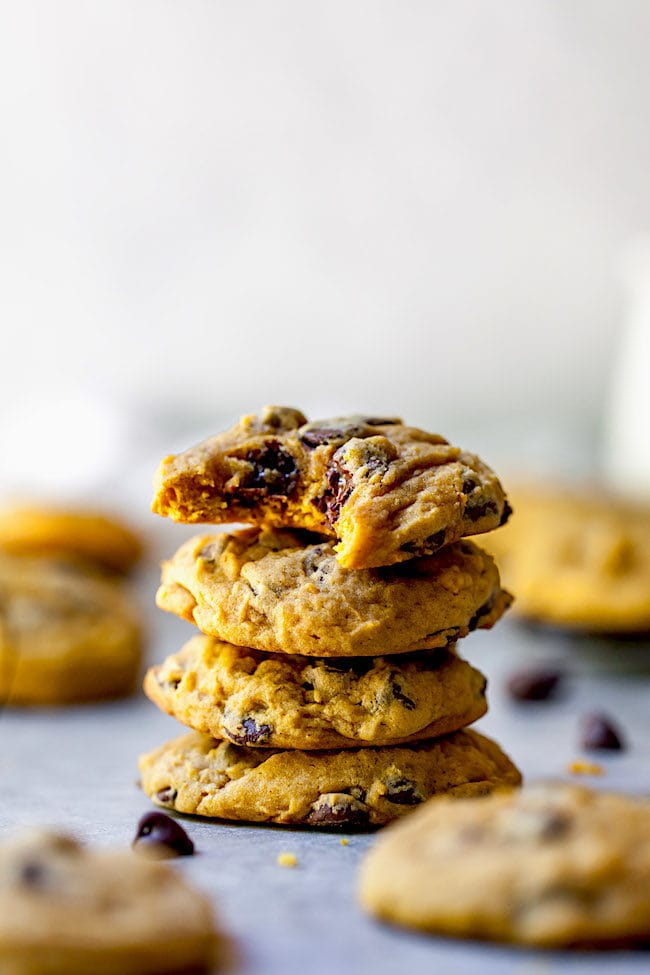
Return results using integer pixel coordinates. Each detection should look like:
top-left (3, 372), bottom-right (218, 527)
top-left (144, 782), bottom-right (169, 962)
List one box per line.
top-left (139, 728), bottom-right (521, 827)
top-left (359, 783), bottom-right (650, 947)
top-left (0, 830), bottom-right (217, 973)
top-left (143, 635), bottom-right (488, 750)
top-left (0, 556), bottom-right (142, 705)
top-left (483, 487), bottom-right (650, 632)
top-left (152, 407), bottom-right (510, 569)
top-left (0, 505), bottom-right (142, 574)
top-left (156, 528), bottom-right (511, 657)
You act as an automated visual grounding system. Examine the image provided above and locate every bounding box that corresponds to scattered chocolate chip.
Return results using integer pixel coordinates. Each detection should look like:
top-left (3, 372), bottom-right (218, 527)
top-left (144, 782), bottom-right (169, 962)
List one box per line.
top-left (307, 793), bottom-right (371, 827)
top-left (239, 442), bottom-right (299, 496)
top-left (301, 680), bottom-right (314, 692)
top-left (468, 593), bottom-right (496, 631)
top-left (361, 417), bottom-right (399, 426)
top-left (155, 787), bottom-right (178, 806)
top-left (538, 811), bottom-right (572, 839)
top-left (383, 777), bottom-right (424, 805)
top-left (227, 716), bottom-right (272, 745)
top-left (507, 667), bottom-right (563, 702)
top-left (300, 428), bottom-right (348, 448)
top-left (462, 476), bottom-right (478, 494)
top-left (499, 499), bottom-right (513, 526)
top-left (389, 677), bottom-right (416, 710)
top-left (580, 713), bottom-right (625, 751)
top-left (132, 812), bottom-right (194, 858)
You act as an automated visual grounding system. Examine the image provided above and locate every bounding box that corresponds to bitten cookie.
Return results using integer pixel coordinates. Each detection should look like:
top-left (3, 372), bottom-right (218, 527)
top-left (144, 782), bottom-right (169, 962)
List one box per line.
top-left (0, 556), bottom-right (142, 705)
top-left (156, 529), bottom-right (511, 656)
top-left (359, 783), bottom-right (650, 947)
top-left (144, 635), bottom-right (488, 750)
top-left (139, 728), bottom-right (521, 827)
top-left (482, 487), bottom-right (650, 632)
top-left (0, 505), bottom-right (142, 574)
top-left (0, 830), bottom-right (217, 974)
top-left (152, 406), bottom-right (510, 569)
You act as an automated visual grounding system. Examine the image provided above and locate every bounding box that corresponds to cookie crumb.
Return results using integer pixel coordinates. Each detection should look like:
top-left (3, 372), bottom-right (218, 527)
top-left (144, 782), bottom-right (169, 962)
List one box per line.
top-left (567, 759), bottom-right (604, 776)
top-left (277, 852), bottom-right (298, 867)
top-left (340, 838), bottom-right (349, 846)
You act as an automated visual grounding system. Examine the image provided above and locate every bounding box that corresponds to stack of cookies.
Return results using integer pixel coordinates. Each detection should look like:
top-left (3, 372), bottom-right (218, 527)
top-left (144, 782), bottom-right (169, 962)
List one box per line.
top-left (139, 407), bottom-right (521, 828)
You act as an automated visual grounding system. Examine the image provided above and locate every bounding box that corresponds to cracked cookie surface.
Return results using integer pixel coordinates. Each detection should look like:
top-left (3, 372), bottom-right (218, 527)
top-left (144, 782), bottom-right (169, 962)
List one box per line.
top-left (152, 406), bottom-right (510, 569)
top-left (144, 634), bottom-right (488, 749)
top-left (359, 783), bottom-right (650, 947)
top-left (0, 830), bottom-right (216, 974)
top-left (156, 528), bottom-right (511, 656)
top-left (0, 556), bottom-right (142, 705)
top-left (138, 728), bottom-right (521, 827)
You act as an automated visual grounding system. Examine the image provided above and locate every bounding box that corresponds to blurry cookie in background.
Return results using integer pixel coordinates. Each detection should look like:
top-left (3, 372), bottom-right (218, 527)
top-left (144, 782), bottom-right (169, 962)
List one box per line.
top-left (481, 487), bottom-right (650, 633)
top-left (0, 505), bottom-right (142, 575)
top-left (0, 556), bottom-right (143, 705)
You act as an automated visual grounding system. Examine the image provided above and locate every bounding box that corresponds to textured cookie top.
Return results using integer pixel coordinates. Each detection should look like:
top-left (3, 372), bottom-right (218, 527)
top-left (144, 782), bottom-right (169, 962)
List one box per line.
top-left (0, 830), bottom-right (216, 974)
top-left (0, 556), bottom-right (142, 705)
top-left (139, 728), bottom-right (521, 828)
top-left (152, 407), bottom-right (510, 569)
top-left (482, 487), bottom-right (650, 632)
top-left (359, 783), bottom-right (650, 947)
top-left (144, 634), bottom-right (488, 749)
top-left (156, 528), bottom-right (512, 656)
top-left (0, 505), bottom-right (142, 574)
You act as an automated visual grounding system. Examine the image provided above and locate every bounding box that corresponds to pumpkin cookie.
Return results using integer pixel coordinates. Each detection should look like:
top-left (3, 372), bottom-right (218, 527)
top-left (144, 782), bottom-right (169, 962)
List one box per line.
top-left (0, 830), bottom-right (217, 974)
top-left (144, 634), bottom-right (488, 750)
top-left (152, 407), bottom-right (510, 569)
top-left (139, 728), bottom-right (521, 827)
top-left (0, 505), bottom-right (142, 574)
top-left (483, 487), bottom-right (650, 632)
top-left (0, 556), bottom-right (142, 705)
top-left (359, 783), bottom-right (650, 947)
top-left (156, 528), bottom-right (511, 657)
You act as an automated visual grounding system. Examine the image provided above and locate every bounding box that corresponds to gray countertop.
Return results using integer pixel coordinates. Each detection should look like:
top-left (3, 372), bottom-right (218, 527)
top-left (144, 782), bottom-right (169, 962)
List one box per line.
top-left (2, 559), bottom-right (649, 974)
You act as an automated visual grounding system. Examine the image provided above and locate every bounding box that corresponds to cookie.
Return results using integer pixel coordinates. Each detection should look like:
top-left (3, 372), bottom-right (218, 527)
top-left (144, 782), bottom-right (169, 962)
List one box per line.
top-left (152, 406), bottom-right (510, 569)
top-left (138, 728), bottom-right (521, 827)
top-left (0, 830), bottom-right (216, 974)
top-left (0, 556), bottom-right (143, 705)
top-left (482, 487), bottom-right (650, 632)
top-left (0, 505), bottom-right (142, 574)
top-left (359, 783), bottom-right (650, 947)
top-left (143, 634), bottom-right (488, 750)
top-left (156, 528), bottom-right (512, 657)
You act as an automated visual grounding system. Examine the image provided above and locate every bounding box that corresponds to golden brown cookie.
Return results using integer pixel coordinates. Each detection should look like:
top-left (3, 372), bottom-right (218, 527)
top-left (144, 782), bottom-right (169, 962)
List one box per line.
top-left (139, 728), bottom-right (521, 827)
top-left (0, 505), bottom-right (142, 574)
top-left (0, 830), bottom-right (217, 974)
top-left (156, 528), bottom-right (511, 657)
top-left (359, 783), bottom-right (650, 947)
top-left (482, 487), bottom-right (650, 632)
top-left (0, 556), bottom-right (143, 705)
top-left (143, 634), bottom-right (488, 749)
top-left (152, 407), bottom-right (510, 569)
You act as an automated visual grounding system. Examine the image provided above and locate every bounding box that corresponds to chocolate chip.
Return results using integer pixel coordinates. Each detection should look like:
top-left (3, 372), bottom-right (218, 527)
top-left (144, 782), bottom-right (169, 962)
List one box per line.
top-left (312, 460), bottom-right (354, 524)
top-left (468, 593), bottom-right (496, 631)
top-left (383, 777), bottom-right (424, 805)
top-left (538, 811), bottom-right (572, 839)
top-left (227, 716), bottom-right (272, 745)
top-left (580, 713), bottom-right (625, 751)
top-left (499, 498), bottom-right (513, 526)
top-left (155, 787), bottom-right (178, 806)
top-left (300, 428), bottom-right (348, 448)
top-left (239, 442), bottom-right (299, 496)
top-left (389, 677), bottom-right (416, 710)
top-left (465, 499), bottom-right (498, 522)
top-left (401, 529), bottom-right (446, 556)
top-left (361, 417), bottom-right (399, 426)
top-left (507, 667), bottom-right (562, 702)
top-left (133, 812), bottom-right (194, 858)
top-left (307, 793), bottom-right (371, 827)
top-left (18, 860), bottom-right (47, 888)
top-left (462, 476), bottom-right (478, 494)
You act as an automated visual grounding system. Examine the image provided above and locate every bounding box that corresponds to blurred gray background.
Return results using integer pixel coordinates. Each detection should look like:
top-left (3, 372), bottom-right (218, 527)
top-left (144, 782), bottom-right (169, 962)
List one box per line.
top-left (2, 0), bottom-right (650, 502)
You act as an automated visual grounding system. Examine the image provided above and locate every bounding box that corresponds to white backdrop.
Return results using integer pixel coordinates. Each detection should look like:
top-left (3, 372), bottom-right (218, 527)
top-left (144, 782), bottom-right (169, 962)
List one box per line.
top-left (2, 1), bottom-right (650, 464)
